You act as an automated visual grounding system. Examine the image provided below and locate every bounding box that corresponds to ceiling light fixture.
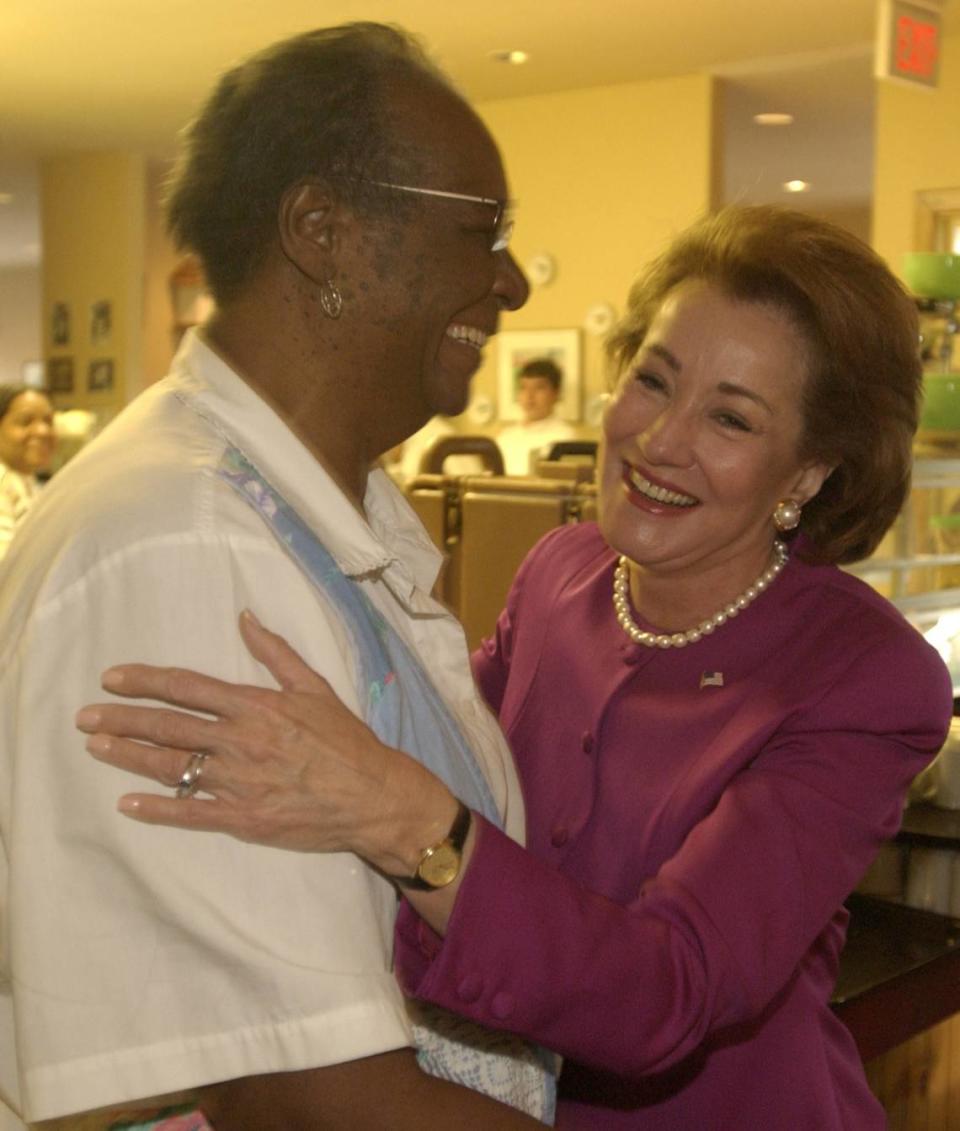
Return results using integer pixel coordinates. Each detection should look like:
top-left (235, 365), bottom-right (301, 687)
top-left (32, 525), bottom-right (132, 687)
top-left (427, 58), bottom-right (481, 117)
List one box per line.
top-left (783, 180), bottom-right (811, 193)
top-left (490, 49), bottom-right (529, 65)
top-left (754, 112), bottom-right (794, 126)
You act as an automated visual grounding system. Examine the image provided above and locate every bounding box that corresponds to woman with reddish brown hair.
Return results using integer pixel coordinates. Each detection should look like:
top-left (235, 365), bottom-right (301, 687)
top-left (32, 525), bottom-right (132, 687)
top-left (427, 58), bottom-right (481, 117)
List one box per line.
top-left (79, 206), bottom-right (949, 1129)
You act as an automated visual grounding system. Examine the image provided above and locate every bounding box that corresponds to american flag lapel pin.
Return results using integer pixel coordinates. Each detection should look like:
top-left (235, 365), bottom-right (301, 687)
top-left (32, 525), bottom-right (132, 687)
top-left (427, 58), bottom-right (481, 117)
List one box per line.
top-left (700, 671), bottom-right (724, 689)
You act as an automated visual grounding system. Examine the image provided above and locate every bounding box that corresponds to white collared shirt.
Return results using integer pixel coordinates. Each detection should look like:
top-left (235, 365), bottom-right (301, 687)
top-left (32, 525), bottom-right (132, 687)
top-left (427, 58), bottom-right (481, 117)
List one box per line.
top-left (0, 464), bottom-right (41, 562)
top-left (496, 414), bottom-right (576, 476)
top-left (0, 331), bottom-right (524, 1125)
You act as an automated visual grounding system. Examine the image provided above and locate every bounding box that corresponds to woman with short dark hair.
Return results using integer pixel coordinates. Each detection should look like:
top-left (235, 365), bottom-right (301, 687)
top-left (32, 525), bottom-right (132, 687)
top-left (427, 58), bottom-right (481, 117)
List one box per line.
top-left (0, 384), bottom-right (54, 560)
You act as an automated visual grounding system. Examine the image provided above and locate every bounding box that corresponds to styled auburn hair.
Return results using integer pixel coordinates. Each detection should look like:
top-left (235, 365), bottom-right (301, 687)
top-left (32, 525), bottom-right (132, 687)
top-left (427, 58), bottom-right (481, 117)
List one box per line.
top-left (607, 205), bottom-right (921, 565)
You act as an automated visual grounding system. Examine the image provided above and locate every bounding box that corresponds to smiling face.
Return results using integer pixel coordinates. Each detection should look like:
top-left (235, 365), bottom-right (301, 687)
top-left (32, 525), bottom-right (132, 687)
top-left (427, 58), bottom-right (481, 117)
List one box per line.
top-left (599, 280), bottom-right (831, 590)
top-left (0, 391), bottom-right (55, 475)
top-left (349, 77), bottom-right (529, 429)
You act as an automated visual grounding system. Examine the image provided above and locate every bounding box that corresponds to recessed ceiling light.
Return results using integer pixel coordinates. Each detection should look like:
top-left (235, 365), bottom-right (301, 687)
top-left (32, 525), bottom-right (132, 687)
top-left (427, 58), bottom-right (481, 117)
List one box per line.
top-left (783, 180), bottom-right (811, 193)
top-left (490, 49), bottom-right (529, 65)
top-left (0, 193), bottom-right (13, 205)
top-left (754, 112), bottom-right (794, 126)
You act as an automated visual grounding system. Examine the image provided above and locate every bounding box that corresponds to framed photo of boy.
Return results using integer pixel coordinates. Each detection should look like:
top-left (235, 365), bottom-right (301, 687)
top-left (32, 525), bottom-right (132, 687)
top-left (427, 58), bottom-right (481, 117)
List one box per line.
top-left (51, 302), bottom-right (70, 347)
top-left (90, 300), bottom-right (112, 345)
top-left (497, 329), bottom-right (581, 422)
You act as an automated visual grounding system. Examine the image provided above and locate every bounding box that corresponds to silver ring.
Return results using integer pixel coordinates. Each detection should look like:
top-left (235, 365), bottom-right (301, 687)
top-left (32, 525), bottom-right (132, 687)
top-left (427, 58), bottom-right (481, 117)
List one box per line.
top-left (175, 752), bottom-right (208, 799)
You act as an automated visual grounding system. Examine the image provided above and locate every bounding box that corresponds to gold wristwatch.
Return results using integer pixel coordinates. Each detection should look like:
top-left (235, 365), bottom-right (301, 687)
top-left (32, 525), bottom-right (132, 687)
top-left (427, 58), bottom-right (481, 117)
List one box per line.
top-left (398, 801), bottom-right (472, 891)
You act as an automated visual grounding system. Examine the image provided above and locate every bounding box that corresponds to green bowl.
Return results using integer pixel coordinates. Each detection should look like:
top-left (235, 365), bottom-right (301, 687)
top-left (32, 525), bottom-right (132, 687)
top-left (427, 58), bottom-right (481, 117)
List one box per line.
top-left (921, 372), bottom-right (960, 431)
top-left (903, 253), bottom-right (960, 300)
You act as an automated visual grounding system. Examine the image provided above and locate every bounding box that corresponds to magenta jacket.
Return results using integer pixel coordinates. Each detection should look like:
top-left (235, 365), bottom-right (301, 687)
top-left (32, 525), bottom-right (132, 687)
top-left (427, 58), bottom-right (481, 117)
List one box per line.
top-left (396, 524), bottom-right (952, 1128)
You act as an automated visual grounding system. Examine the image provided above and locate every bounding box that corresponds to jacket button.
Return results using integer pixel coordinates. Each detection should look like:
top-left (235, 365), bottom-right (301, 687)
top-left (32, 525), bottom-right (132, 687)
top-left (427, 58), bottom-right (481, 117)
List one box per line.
top-left (417, 920), bottom-right (442, 960)
top-left (456, 974), bottom-right (483, 1003)
top-left (491, 992), bottom-right (514, 1020)
top-left (551, 826), bottom-right (569, 847)
top-left (581, 730), bottom-right (594, 754)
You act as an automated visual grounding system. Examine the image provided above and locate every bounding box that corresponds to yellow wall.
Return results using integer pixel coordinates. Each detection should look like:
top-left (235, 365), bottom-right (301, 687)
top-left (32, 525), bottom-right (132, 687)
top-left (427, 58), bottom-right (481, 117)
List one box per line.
top-left (41, 152), bottom-right (145, 419)
top-left (142, 160), bottom-right (184, 389)
top-left (47, 73), bottom-right (717, 426)
top-left (467, 72), bottom-right (718, 434)
top-left (0, 263), bottom-right (41, 384)
top-left (47, 58), bottom-right (953, 427)
top-left (873, 30), bottom-right (960, 273)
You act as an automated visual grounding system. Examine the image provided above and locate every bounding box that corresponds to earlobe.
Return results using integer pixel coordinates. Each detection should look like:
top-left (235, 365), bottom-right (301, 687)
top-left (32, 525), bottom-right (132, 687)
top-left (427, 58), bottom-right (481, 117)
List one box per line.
top-left (774, 463), bottom-right (835, 531)
top-left (793, 461), bottom-right (835, 508)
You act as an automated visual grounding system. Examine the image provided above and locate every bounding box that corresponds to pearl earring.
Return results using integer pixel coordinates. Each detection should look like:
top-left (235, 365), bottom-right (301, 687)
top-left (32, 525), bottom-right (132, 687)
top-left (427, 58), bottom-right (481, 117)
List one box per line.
top-left (773, 499), bottom-right (801, 532)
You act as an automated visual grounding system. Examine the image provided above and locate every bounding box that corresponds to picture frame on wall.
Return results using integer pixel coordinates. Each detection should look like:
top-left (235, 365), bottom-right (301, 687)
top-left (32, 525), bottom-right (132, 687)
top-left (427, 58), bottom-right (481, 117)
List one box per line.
top-left (497, 328), bottom-right (582, 422)
top-left (90, 300), bottom-right (112, 345)
top-left (51, 302), bottom-right (70, 347)
top-left (87, 358), bottom-right (114, 392)
top-left (47, 356), bottom-right (75, 393)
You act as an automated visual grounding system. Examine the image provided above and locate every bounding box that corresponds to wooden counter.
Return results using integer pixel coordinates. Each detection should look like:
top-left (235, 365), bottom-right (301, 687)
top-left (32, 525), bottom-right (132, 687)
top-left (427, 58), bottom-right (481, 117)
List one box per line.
top-left (834, 893), bottom-right (960, 1061)
top-left (898, 800), bottom-right (960, 848)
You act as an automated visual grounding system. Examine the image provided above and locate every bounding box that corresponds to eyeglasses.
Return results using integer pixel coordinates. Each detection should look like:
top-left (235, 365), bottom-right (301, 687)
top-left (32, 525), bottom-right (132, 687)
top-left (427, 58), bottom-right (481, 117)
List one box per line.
top-left (370, 180), bottom-right (515, 252)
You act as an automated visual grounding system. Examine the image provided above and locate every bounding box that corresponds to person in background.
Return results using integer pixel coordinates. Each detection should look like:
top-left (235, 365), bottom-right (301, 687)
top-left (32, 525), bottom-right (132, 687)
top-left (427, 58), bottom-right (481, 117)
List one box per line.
top-left (0, 384), bottom-right (55, 561)
top-left (497, 357), bottom-right (575, 474)
top-left (0, 22), bottom-right (549, 1131)
top-left (81, 206), bottom-right (952, 1129)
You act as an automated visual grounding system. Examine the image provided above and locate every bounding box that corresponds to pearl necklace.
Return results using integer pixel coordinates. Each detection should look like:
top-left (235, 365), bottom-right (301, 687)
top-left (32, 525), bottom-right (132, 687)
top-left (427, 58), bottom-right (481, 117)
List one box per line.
top-left (612, 540), bottom-right (788, 649)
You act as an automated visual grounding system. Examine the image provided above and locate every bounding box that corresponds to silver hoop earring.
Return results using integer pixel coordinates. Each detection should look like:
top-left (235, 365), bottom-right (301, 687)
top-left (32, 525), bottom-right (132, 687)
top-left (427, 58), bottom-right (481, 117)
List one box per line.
top-left (319, 279), bottom-right (342, 320)
top-left (773, 499), bottom-right (802, 532)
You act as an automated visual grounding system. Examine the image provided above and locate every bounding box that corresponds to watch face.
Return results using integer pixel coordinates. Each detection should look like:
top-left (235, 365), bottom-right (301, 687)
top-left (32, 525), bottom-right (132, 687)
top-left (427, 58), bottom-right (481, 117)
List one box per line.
top-left (419, 842), bottom-right (461, 888)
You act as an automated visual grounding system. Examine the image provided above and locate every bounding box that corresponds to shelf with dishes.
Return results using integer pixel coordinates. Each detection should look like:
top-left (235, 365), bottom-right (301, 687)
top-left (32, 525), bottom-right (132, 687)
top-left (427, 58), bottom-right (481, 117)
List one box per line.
top-left (907, 252), bottom-right (960, 452)
top-left (848, 460), bottom-right (960, 673)
top-left (848, 460), bottom-right (957, 597)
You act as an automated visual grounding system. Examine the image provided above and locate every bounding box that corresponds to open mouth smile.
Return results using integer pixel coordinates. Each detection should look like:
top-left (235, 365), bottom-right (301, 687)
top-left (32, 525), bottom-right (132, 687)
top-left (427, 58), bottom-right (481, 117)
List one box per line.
top-left (623, 465), bottom-right (698, 508)
top-left (445, 323), bottom-right (488, 352)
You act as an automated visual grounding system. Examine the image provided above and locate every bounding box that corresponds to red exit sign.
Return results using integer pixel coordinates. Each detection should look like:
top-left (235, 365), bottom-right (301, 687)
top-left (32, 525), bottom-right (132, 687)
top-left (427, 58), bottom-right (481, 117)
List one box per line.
top-left (876, 0), bottom-right (943, 88)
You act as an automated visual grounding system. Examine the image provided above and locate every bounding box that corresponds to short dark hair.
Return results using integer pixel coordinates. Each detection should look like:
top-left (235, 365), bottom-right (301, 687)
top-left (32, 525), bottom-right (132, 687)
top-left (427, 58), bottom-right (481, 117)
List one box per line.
top-left (165, 23), bottom-right (450, 303)
top-left (519, 358), bottom-right (563, 391)
top-left (607, 206), bottom-right (921, 565)
top-left (0, 384), bottom-right (38, 421)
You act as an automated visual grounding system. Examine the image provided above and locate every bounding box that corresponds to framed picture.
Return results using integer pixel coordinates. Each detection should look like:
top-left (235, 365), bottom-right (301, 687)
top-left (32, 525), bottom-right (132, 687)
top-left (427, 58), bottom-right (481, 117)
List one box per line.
top-left (90, 300), bottom-right (112, 345)
top-left (87, 358), bottom-right (114, 392)
top-left (47, 356), bottom-right (75, 393)
top-left (51, 302), bottom-right (70, 347)
top-left (497, 329), bottom-right (581, 422)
